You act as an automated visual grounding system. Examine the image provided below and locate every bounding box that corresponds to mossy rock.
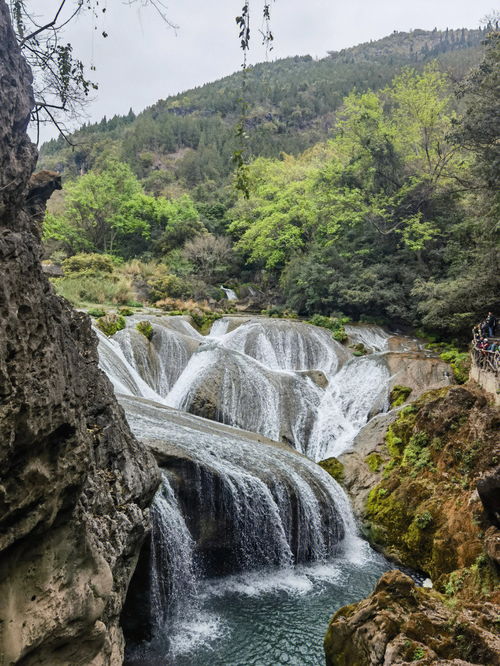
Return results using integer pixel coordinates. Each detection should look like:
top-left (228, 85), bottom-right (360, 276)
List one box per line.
top-left (365, 452), bottom-right (383, 472)
top-left (96, 314), bottom-right (126, 337)
top-left (319, 457), bottom-right (345, 483)
top-left (390, 384), bottom-right (412, 407)
top-left (136, 320), bottom-right (154, 340)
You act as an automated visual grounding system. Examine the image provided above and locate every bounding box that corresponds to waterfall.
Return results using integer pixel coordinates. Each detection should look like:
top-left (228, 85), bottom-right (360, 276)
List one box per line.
top-left (220, 286), bottom-right (238, 301)
top-left (120, 395), bottom-right (350, 572)
top-left (96, 329), bottom-right (163, 401)
top-left (99, 316), bottom-right (394, 459)
top-left (165, 345), bottom-right (323, 452)
top-left (114, 321), bottom-right (199, 397)
top-left (308, 355), bottom-right (391, 459)
top-left (96, 315), bottom-right (397, 656)
top-left (149, 473), bottom-right (198, 630)
top-left (344, 323), bottom-right (390, 352)
top-left (216, 318), bottom-right (347, 373)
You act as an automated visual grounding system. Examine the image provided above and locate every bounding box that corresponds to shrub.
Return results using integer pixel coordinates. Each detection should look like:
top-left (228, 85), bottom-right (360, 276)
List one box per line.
top-left (87, 307), bottom-right (106, 318)
top-left (439, 349), bottom-right (470, 384)
top-left (119, 307), bottom-right (134, 316)
top-left (149, 273), bottom-right (190, 301)
top-left (136, 320), bottom-right (153, 340)
top-left (62, 253), bottom-right (115, 276)
top-left (307, 314), bottom-right (348, 343)
top-left (189, 311), bottom-right (222, 334)
top-left (261, 306), bottom-right (299, 319)
top-left (96, 314), bottom-right (126, 337)
top-left (51, 275), bottom-right (134, 306)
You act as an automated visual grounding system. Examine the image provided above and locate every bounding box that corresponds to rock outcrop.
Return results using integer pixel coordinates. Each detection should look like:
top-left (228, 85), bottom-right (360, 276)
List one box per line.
top-left (0, 3), bottom-right (159, 664)
top-left (326, 384), bottom-right (500, 666)
top-left (324, 570), bottom-right (500, 666)
top-left (339, 386), bottom-right (499, 587)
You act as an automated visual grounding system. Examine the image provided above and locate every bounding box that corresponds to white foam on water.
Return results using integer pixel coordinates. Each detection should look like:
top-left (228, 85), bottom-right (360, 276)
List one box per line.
top-left (167, 612), bottom-right (227, 658)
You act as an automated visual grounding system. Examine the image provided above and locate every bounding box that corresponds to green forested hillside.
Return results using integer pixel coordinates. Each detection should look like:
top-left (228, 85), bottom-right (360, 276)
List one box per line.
top-left (41, 28), bottom-right (499, 340)
top-left (39, 28), bottom-right (484, 191)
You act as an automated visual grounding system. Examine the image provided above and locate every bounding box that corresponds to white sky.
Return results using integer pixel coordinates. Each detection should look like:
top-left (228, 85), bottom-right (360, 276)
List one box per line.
top-left (27, 0), bottom-right (497, 142)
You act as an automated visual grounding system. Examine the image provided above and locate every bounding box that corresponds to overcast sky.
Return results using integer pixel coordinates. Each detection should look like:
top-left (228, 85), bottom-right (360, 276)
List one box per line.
top-left (29, 0), bottom-right (495, 142)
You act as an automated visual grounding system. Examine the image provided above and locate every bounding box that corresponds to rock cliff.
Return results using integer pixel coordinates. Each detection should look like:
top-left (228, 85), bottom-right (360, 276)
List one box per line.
top-left (325, 384), bottom-right (500, 665)
top-left (0, 3), bottom-right (159, 664)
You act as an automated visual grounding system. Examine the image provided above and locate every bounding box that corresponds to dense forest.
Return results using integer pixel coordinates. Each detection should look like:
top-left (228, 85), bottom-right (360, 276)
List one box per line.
top-left (40, 27), bottom-right (499, 339)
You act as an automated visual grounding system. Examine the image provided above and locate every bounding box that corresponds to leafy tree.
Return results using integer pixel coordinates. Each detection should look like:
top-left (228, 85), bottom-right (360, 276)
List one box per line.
top-left (182, 234), bottom-right (235, 283)
top-left (154, 194), bottom-right (206, 254)
top-left (54, 160), bottom-right (149, 254)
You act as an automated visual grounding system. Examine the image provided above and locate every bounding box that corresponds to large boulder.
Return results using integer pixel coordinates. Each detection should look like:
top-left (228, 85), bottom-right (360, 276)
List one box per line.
top-left (0, 4), bottom-right (159, 663)
top-left (324, 570), bottom-right (500, 666)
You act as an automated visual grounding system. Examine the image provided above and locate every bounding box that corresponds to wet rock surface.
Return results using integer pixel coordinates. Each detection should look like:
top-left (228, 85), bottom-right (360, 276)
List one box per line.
top-left (0, 4), bottom-right (159, 663)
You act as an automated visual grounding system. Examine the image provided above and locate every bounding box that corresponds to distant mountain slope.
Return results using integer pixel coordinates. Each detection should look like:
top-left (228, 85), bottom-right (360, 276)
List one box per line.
top-left (39, 27), bottom-right (485, 192)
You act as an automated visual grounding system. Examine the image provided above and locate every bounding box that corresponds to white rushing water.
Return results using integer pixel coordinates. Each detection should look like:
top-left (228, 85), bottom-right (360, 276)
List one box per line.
top-left (97, 314), bottom-right (397, 660)
top-left (103, 315), bottom-right (393, 460)
top-left (220, 286), bottom-right (238, 301)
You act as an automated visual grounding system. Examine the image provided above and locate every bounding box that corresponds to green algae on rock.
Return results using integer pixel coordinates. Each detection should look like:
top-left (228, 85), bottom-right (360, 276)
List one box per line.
top-left (319, 457), bottom-right (345, 483)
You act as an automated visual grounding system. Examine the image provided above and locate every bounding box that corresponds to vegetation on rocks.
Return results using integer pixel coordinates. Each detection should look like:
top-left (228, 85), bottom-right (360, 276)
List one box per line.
top-left (363, 385), bottom-right (499, 600)
top-left (136, 321), bottom-right (154, 340)
top-left (324, 570), bottom-right (500, 666)
top-left (319, 457), bottom-right (345, 483)
top-left (96, 314), bottom-right (126, 337)
top-left (307, 315), bottom-right (349, 343)
top-left (389, 384), bottom-right (413, 407)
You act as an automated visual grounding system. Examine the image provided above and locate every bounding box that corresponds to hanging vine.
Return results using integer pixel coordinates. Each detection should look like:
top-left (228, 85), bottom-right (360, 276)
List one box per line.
top-left (233, 2), bottom-right (275, 197)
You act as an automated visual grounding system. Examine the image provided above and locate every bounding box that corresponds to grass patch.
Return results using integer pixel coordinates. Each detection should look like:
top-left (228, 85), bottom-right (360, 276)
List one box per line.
top-left (52, 275), bottom-right (134, 306)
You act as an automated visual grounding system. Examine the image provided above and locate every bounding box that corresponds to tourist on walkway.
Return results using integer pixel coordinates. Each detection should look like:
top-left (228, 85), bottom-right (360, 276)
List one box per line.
top-left (485, 312), bottom-right (497, 337)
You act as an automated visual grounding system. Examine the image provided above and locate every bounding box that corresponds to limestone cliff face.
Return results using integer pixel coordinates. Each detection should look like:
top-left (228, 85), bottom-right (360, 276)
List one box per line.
top-left (0, 3), bottom-right (159, 664)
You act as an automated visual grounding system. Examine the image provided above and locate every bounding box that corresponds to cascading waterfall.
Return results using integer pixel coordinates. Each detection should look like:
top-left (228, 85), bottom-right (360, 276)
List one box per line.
top-left (120, 395), bottom-right (350, 571)
top-left (344, 323), bottom-right (390, 352)
top-left (149, 473), bottom-right (198, 630)
top-left (220, 285), bottom-right (238, 301)
top-left (96, 314), bottom-right (396, 661)
top-left (115, 319), bottom-right (199, 396)
top-left (162, 317), bottom-right (390, 459)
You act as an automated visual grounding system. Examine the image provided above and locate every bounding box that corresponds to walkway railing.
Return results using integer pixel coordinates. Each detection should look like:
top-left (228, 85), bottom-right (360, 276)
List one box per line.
top-left (471, 343), bottom-right (500, 375)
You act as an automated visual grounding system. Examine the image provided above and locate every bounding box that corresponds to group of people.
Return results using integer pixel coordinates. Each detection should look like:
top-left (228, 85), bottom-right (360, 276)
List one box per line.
top-left (473, 312), bottom-right (498, 351)
top-left (472, 312), bottom-right (499, 373)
